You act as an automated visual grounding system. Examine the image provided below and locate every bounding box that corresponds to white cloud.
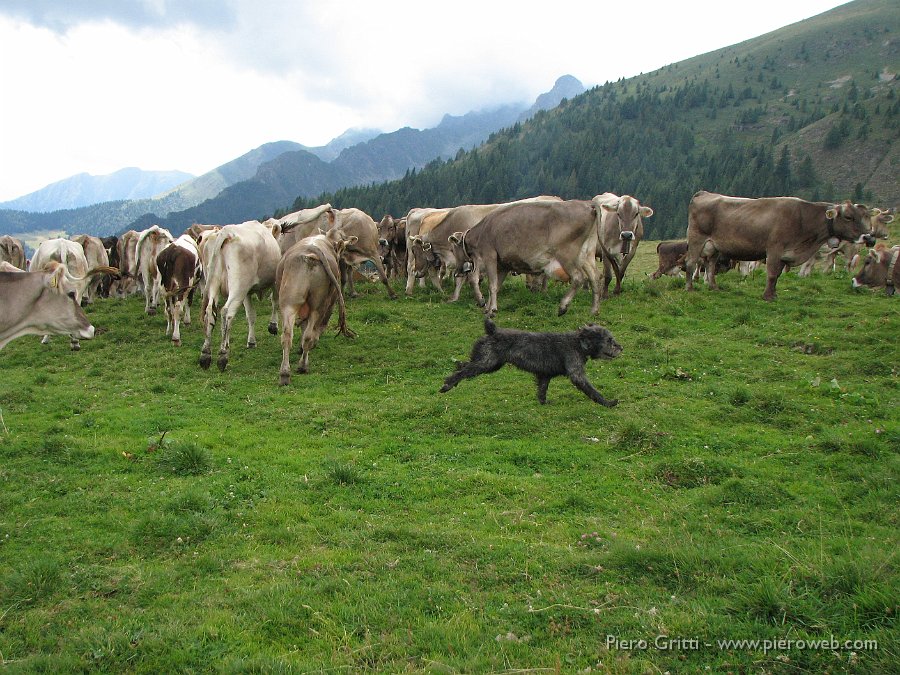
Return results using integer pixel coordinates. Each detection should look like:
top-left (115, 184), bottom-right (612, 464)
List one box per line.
top-left (0, 0), bottom-right (848, 202)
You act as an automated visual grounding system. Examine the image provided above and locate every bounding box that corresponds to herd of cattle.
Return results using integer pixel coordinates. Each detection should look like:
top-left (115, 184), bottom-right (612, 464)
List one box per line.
top-left (0, 191), bottom-right (896, 384)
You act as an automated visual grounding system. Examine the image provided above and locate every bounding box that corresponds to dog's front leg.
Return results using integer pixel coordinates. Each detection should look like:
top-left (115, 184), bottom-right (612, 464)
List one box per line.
top-left (567, 367), bottom-right (618, 407)
top-left (535, 375), bottom-right (551, 404)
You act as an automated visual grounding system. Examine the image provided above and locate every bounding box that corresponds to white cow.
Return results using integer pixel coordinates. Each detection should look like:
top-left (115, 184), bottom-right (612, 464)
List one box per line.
top-left (135, 225), bottom-right (175, 315)
top-left (199, 221), bottom-right (281, 371)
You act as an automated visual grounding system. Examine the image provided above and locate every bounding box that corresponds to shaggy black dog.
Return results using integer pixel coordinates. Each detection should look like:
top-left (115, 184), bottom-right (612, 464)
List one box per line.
top-left (440, 319), bottom-right (622, 406)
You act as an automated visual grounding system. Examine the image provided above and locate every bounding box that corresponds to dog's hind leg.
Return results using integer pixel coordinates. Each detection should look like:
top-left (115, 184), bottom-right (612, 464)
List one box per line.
top-left (567, 368), bottom-right (618, 407)
top-left (535, 375), bottom-right (551, 404)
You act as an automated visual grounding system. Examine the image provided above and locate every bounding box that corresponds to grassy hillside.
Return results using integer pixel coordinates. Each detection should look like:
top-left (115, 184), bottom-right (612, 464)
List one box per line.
top-left (0, 253), bottom-right (896, 672)
top-left (293, 0), bottom-right (899, 238)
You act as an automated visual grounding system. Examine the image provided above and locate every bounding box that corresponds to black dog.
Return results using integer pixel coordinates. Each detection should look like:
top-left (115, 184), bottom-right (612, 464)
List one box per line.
top-left (440, 319), bottom-right (622, 406)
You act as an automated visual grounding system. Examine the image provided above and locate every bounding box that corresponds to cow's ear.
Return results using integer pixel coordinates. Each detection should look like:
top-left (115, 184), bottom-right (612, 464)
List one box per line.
top-left (48, 265), bottom-right (66, 293)
top-left (825, 208), bottom-right (837, 220)
top-left (601, 203), bottom-right (617, 212)
top-left (640, 206), bottom-right (654, 218)
top-left (868, 208), bottom-right (881, 217)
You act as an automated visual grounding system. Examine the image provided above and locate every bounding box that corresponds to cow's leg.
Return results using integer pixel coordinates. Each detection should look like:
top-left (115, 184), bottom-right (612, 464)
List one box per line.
top-left (763, 255), bottom-right (785, 301)
top-left (468, 264), bottom-right (486, 307)
top-left (243, 296), bottom-right (257, 348)
top-left (405, 252), bottom-right (417, 296)
top-left (428, 267), bottom-right (443, 292)
top-left (684, 239), bottom-right (704, 292)
top-left (340, 261), bottom-right (358, 298)
top-left (558, 268), bottom-right (585, 316)
top-left (369, 256), bottom-right (397, 299)
top-left (69, 337), bottom-right (81, 351)
top-left (199, 296), bottom-right (216, 369)
top-left (615, 249), bottom-right (638, 295)
top-left (536, 375), bottom-right (551, 404)
top-left (448, 275), bottom-right (466, 302)
top-left (165, 296), bottom-right (174, 337)
top-left (705, 254), bottom-right (722, 290)
top-left (267, 293), bottom-right (279, 336)
top-left (172, 298), bottom-right (185, 346)
top-left (582, 258), bottom-right (602, 315)
top-left (279, 305), bottom-right (296, 386)
top-left (41, 335), bottom-right (51, 345)
top-left (297, 311), bottom-right (323, 374)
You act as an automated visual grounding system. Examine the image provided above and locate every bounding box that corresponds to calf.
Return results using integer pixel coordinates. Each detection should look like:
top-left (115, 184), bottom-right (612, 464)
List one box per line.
top-left (156, 235), bottom-right (202, 346)
top-left (852, 244), bottom-right (900, 295)
top-left (276, 229), bottom-right (357, 385)
top-left (440, 319), bottom-right (622, 406)
top-left (650, 240), bottom-right (689, 279)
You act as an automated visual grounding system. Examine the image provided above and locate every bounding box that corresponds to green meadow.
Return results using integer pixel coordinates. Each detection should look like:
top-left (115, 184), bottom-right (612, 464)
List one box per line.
top-left (0, 247), bottom-right (897, 673)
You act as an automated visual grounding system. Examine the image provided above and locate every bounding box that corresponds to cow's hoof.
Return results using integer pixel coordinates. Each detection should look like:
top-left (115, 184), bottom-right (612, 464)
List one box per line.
top-left (172, 339), bottom-right (181, 347)
top-left (279, 373), bottom-right (290, 386)
top-left (217, 356), bottom-right (228, 371)
top-left (388, 293), bottom-right (398, 300)
top-left (246, 341), bottom-right (257, 349)
top-left (199, 353), bottom-right (211, 369)
top-left (70, 342), bottom-right (81, 352)
top-left (296, 364), bottom-right (309, 374)
top-left (557, 305), bottom-right (569, 317)
top-left (147, 307), bottom-right (157, 316)
top-left (268, 322), bottom-right (278, 336)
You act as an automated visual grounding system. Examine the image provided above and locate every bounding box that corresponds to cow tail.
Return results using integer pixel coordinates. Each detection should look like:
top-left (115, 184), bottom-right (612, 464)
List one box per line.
top-left (484, 318), bottom-right (496, 335)
top-left (308, 245), bottom-right (356, 338)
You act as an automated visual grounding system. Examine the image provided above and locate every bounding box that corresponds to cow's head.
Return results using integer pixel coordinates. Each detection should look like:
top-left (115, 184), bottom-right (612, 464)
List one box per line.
top-left (42, 263), bottom-right (96, 341)
top-left (826, 201), bottom-right (877, 246)
top-left (409, 235), bottom-right (440, 278)
top-left (597, 195), bottom-right (653, 256)
top-left (852, 245), bottom-right (898, 295)
top-left (871, 209), bottom-right (894, 239)
top-left (446, 232), bottom-right (474, 276)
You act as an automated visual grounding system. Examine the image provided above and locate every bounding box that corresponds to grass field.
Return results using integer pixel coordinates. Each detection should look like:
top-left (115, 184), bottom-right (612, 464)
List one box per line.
top-left (0, 244), bottom-right (897, 673)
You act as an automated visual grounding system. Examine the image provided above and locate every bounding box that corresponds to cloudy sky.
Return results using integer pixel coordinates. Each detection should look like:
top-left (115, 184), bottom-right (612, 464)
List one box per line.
top-left (0, 0), bottom-right (849, 202)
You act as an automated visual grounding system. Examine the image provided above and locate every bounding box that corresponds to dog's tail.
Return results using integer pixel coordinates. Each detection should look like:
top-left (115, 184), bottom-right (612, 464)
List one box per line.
top-left (484, 317), bottom-right (496, 335)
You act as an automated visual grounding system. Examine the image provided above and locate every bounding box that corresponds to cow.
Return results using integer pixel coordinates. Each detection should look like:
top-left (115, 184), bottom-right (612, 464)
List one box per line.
top-left (199, 220), bottom-right (281, 371)
top-left (416, 197), bottom-right (565, 302)
top-left (685, 192), bottom-right (876, 300)
top-left (404, 207), bottom-right (452, 295)
top-left (377, 215), bottom-right (407, 279)
top-left (852, 243), bottom-right (900, 295)
top-left (276, 229), bottom-right (357, 385)
top-left (70, 235), bottom-right (110, 303)
top-left (449, 199), bottom-right (604, 317)
top-left (31, 238), bottom-right (93, 304)
top-left (329, 208), bottom-right (397, 299)
top-left (135, 225), bottom-right (175, 315)
top-left (798, 209), bottom-right (893, 277)
top-left (0, 235), bottom-right (26, 270)
top-left (268, 203), bottom-right (335, 254)
top-left (114, 230), bottom-right (140, 297)
top-left (650, 240), bottom-right (689, 279)
top-left (185, 223), bottom-right (221, 243)
top-left (0, 263), bottom-right (96, 351)
top-left (594, 193), bottom-right (653, 297)
top-left (156, 235), bottom-right (202, 346)
top-left (98, 236), bottom-right (119, 297)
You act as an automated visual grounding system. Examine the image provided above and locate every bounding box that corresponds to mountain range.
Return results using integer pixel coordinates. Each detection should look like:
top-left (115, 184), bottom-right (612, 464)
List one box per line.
top-left (0, 75), bottom-right (584, 239)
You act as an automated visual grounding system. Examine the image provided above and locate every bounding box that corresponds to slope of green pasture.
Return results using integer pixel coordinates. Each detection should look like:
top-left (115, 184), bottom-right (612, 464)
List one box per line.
top-left (0, 254), bottom-right (897, 672)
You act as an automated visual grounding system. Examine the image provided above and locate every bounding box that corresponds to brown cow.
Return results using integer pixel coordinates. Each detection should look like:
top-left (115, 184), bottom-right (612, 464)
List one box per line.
top-left (0, 235), bottom-right (26, 270)
top-left (276, 229), bottom-right (357, 385)
top-left (594, 193), bottom-right (653, 297)
top-left (0, 263), bottom-right (96, 350)
top-left (650, 240), bottom-right (688, 279)
top-left (268, 204), bottom-right (335, 254)
top-left (450, 199), bottom-right (604, 317)
top-left (685, 191), bottom-right (876, 300)
top-left (156, 235), bottom-right (202, 345)
top-left (114, 230), bottom-right (140, 297)
top-left (377, 215), bottom-right (407, 279)
top-left (852, 244), bottom-right (900, 295)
